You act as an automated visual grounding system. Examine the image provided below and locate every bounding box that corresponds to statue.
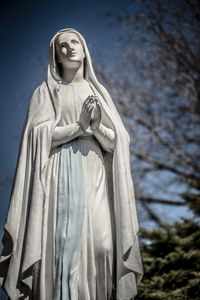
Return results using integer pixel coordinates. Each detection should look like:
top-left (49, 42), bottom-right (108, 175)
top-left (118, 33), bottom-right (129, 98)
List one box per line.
top-left (0, 28), bottom-right (143, 300)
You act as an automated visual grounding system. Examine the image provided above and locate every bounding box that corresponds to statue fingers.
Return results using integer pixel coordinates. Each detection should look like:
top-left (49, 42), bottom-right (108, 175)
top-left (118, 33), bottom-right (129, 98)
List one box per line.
top-left (83, 96), bottom-right (91, 106)
top-left (86, 102), bottom-right (94, 112)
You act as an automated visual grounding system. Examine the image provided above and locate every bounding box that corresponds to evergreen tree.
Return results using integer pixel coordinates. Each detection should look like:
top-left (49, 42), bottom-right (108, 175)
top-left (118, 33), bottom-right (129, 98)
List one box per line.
top-left (136, 218), bottom-right (200, 300)
top-left (136, 179), bottom-right (200, 299)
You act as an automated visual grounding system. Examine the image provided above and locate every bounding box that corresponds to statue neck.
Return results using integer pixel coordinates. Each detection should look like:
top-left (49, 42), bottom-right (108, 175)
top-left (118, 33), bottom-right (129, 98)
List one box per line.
top-left (62, 63), bottom-right (85, 84)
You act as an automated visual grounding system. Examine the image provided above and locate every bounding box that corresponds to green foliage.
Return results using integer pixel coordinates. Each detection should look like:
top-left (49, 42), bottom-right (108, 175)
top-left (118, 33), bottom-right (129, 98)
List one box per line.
top-left (179, 178), bottom-right (200, 215)
top-left (136, 219), bottom-right (200, 300)
top-left (181, 192), bottom-right (200, 215)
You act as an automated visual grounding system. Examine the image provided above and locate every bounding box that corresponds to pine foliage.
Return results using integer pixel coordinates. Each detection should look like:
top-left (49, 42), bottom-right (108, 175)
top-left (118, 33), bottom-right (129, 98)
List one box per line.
top-left (136, 219), bottom-right (200, 300)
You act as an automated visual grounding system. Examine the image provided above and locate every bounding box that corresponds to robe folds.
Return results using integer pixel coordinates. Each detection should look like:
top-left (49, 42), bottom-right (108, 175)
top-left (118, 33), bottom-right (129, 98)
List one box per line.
top-left (0, 28), bottom-right (143, 300)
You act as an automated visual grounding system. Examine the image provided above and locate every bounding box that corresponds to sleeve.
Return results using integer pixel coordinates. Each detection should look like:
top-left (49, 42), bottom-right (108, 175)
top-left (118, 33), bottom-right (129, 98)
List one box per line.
top-left (51, 121), bottom-right (84, 148)
top-left (92, 123), bottom-right (116, 153)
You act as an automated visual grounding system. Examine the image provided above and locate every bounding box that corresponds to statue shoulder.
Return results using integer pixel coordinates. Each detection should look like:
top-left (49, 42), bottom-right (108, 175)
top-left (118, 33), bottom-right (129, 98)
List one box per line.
top-left (29, 81), bottom-right (48, 103)
top-left (28, 81), bottom-right (50, 112)
top-left (27, 81), bottom-right (54, 125)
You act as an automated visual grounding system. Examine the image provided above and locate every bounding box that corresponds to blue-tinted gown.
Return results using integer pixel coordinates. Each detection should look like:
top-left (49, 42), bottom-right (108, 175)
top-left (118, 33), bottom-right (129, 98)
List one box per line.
top-left (51, 81), bottom-right (116, 300)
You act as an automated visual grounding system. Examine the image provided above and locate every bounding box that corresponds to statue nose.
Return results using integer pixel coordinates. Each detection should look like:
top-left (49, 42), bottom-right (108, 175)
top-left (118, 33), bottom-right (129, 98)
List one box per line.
top-left (68, 44), bottom-right (74, 50)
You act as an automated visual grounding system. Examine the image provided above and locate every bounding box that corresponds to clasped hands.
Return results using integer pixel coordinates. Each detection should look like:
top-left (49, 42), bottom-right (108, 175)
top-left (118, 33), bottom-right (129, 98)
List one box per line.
top-left (79, 95), bottom-right (102, 131)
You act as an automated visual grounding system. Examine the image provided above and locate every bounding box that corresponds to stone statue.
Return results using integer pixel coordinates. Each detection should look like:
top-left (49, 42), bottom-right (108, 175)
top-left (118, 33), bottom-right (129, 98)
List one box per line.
top-left (0, 28), bottom-right (143, 300)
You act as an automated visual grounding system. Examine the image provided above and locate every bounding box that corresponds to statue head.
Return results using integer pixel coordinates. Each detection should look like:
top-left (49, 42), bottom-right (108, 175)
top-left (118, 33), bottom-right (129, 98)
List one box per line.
top-left (48, 28), bottom-right (97, 85)
top-left (54, 31), bottom-right (86, 78)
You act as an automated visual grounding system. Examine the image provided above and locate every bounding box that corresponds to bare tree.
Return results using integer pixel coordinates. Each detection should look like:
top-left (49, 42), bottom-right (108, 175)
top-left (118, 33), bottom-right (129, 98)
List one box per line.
top-left (96, 0), bottom-right (200, 227)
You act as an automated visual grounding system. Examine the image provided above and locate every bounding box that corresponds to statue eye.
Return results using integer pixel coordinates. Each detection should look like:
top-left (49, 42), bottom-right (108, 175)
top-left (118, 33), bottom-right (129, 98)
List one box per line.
top-left (72, 39), bottom-right (79, 44)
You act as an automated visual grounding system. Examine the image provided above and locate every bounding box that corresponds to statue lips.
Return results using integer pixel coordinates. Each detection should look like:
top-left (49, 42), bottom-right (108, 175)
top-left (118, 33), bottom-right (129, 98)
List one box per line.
top-left (68, 51), bottom-right (77, 58)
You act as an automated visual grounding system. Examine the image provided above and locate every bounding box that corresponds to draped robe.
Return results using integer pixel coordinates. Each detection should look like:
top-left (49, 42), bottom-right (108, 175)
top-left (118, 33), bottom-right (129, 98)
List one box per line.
top-left (0, 28), bottom-right (143, 300)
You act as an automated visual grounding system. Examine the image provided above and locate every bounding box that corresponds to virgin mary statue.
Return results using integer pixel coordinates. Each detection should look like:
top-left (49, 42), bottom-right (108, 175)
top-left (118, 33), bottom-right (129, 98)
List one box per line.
top-left (0, 28), bottom-right (143, 300)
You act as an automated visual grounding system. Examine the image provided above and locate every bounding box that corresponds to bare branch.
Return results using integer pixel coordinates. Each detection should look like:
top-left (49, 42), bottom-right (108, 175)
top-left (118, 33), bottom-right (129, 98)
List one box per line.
top-left (139, 196), bottom-right (185, 206)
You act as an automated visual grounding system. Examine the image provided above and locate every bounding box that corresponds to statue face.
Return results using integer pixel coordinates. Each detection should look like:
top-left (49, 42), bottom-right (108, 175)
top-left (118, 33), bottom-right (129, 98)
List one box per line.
top-left (55, 32), bottom-right (85, 69)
